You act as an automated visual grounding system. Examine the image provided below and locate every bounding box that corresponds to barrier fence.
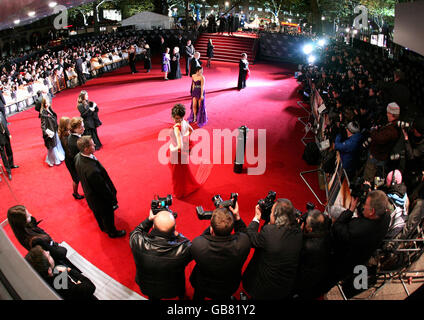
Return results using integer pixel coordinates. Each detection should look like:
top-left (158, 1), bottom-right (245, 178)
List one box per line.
top-left (298, 76), bottom-right (352, 211)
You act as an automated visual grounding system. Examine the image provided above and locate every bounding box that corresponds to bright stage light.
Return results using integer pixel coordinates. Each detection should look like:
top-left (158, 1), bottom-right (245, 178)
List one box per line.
top-left (49, 1), bottom-right (57, 8)
top-left (307, 55), bottom-right (316, 64)
top-left (14, 19), bottom-right (20, 24)
top-left (303, 44), bottom-right (313, 55)
top-left (28, 11), bottom-right (36, 17)
top-left (318, 39), bottom-right (326, 46)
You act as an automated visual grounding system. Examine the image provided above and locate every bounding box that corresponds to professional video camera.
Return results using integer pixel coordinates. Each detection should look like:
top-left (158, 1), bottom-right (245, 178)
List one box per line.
top-left (295, 202), bottom-right (315, 225)
top-left (196, 193), bottom-right (239, 220)
top-left (257, 191), bottom-right (277, 222)
top-left (151, 194), bottom-right (177, 218)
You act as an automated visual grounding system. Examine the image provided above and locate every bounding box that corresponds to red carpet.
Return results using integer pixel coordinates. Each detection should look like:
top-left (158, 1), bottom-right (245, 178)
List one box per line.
top-left (1, 58), bottom-right (324, 298)
top-left (195, 33), bottom-right (258, 64)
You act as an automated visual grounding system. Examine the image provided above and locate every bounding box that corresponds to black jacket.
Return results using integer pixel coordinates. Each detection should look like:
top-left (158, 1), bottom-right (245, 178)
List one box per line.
top-left (189, 219), bottom-right (250, 298)
top-left (0, 112), bottom-right (10, 146)
top-left (0, 91), bottom-right (6, 118)
top-left (40, 107), bottom-right (58, 149)
top-left (129, 218), bottom-right (192, 299)
top-left (331, 209), bottom-right (391, 280)
top-left (77, 101), bottom-right (101, 129)
top-left (293, 230), bottom-right (332, 299)
top-left (242, 221), bottom-right (303, 300)
top-left (44, 267), bottom-right (96, 300)
top-left (74, 153), bottom-right (117, 215)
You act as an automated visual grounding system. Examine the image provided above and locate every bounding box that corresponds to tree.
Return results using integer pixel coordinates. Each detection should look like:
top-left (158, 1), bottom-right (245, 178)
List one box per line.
top-left (360, 0), bottom-right (397, 30)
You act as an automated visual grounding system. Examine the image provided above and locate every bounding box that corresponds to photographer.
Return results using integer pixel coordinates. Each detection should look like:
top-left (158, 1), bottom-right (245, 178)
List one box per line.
top-left (330, 190), bottom-right (391, 285)
top-left (190, 202), bottom-right (250, 300)
top-left (293, 209), bottom-right (332, 300)
top-left (242, 199), bottom-right (303, 300)
top-left (363, 102), bottom-right (401, 182)
top-left (129, 210), bottom-right (192, 300)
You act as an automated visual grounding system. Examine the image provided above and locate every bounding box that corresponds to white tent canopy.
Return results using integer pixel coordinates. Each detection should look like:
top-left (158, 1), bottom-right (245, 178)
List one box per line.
top-left (120, 11), bottom-right (171, 30)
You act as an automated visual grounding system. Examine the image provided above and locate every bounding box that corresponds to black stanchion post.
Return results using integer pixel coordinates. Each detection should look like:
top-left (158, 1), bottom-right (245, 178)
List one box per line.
top-left (234, 125), bottom-right (249, 174)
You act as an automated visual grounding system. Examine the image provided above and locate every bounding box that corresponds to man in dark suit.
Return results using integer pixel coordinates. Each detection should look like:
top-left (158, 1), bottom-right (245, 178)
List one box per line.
top-left (128, 45), bottom-right (138, 74)
top-left (0, 87), bottom-right (7, 119)
top-left (74, 55), bottom-right (86, 86)
top-left (74, 136), bottom-right (125, 238)
top-left (242, 199), bottom-right (303, 300)
top-left (184, 40), bottom-right (195, 76)
top-left (190, 52), bottom-right (202, 77)
top-left (227, 13), bottom-right (234, 36)
top-left (0, 111), bottom-right (18, 181)
top-left (190, 203), bottom-right (251, 300)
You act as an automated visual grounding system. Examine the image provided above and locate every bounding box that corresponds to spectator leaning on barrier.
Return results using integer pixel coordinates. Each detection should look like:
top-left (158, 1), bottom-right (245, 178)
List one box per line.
top-left (189, 202), bottom-right (250, 300)
top-left (382, 170), bottom-right (409, 239)
top-left (363, 102), bottom-right (401, 182)
top-left (242, 199), bottom-right (303, 300)
top-left (129, 210), bottom-right (192, 300)
top-left (334, 121), bottom-right (362, 179)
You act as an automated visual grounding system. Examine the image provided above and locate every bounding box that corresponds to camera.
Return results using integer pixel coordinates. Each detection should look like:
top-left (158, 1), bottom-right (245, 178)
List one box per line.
top-left (257, 191), bottom-right (277, 222)
top-left (349, 177), bottom-right (371, 215)
top-left (196, 193), bottom-right (238, 220)
top-left (295, 202), bottom-right (315, 225)
top-left (151, 194), bottom-right (177, 218)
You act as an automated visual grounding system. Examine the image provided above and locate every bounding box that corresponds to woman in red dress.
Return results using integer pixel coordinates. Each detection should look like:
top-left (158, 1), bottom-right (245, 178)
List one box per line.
top-left (168, 104), bottom-right (201, 198)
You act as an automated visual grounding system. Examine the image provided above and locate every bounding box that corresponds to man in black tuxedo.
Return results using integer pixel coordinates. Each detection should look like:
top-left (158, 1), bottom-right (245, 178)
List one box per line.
top-left (128, 45), bottom-right (137, 74)
top-left (0, 112), bottom-right (18, 181)
top-left (0, 87), bottom-right (7, 119)
top-left (227, 13), bottom-right (234, 36)
top-left (74, 55), bottom-right (86, 86)
top-left (189, 203), bottom-right (251, 300)
top-left (74, 136), bottom-right (125, 238)
top-left (184, 40), bottom-right (195, 76)
top-left (190, 52), bottom-right (202, 77)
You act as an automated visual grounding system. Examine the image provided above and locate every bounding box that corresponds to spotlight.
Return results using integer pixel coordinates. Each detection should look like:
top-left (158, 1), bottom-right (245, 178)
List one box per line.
top-left (307, 55), bottom-right (316, 64)
top-left (49, 1), bottom-right (57, 7)
top-left (28, 11), bottom-right (36, 17)
top-left (303, 44), bottom-right (313, 55)
top-left (14, 19), bottom-right (20, 25)
top-left (318, 39), bottom-right (326, 46)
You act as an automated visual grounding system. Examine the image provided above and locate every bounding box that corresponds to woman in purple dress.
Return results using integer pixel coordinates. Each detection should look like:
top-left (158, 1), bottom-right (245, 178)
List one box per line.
top-left (188, 66), bottom-right (208, 127)
top-left (162, 47), bottom-right (171, 80)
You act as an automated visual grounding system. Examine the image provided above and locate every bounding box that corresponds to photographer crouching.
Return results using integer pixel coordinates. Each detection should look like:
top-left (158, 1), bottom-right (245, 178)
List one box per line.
top-left (129, 196), bottom-right (192, 300)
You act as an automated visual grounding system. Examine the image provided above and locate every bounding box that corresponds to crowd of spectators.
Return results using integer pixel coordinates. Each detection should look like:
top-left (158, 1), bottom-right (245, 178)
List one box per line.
top-left (297, 38), bottom-right (424, 295)
top-left (0, 31), bottom-right (155, 114)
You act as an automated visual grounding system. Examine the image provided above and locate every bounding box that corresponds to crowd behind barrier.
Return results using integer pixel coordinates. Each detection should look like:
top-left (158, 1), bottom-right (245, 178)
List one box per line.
top-left (296, 38), bottom-right (424, 297)
top-left (0, 29), bottom-right (199, 116)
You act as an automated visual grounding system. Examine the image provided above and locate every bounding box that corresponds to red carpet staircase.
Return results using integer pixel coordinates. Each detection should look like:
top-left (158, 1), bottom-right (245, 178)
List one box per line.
top-left (195, 33), bottom-right (259, 64)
